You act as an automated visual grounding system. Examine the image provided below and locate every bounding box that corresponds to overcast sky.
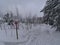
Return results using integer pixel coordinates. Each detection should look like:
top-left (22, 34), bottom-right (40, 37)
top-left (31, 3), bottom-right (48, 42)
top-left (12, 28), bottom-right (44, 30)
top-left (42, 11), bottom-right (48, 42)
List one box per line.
top-left (0, 0), bottom-right (47, 17)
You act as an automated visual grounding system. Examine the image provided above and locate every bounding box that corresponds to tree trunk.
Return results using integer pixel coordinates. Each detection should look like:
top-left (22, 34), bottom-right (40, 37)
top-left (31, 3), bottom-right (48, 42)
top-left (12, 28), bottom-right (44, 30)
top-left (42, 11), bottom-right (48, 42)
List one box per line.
top-left (16, 23), bottom-right (18, 39)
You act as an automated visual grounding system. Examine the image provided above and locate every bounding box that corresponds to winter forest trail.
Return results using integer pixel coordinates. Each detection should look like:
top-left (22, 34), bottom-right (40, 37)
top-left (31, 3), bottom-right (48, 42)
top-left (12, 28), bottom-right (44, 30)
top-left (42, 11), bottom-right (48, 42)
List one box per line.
top-left (0, 24), bottom-right (60, 45)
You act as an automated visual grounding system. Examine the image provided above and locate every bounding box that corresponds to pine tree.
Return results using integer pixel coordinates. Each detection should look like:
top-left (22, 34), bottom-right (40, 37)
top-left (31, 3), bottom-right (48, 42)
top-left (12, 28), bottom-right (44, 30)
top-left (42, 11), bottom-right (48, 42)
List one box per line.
top-left (41, 0), bottom-right (60, 31)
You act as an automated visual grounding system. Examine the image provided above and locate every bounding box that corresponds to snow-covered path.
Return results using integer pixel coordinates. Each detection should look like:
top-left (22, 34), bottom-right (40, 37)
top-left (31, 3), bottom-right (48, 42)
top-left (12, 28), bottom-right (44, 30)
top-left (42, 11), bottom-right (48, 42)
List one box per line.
top-left (0, 23), bottom-right (60, 45)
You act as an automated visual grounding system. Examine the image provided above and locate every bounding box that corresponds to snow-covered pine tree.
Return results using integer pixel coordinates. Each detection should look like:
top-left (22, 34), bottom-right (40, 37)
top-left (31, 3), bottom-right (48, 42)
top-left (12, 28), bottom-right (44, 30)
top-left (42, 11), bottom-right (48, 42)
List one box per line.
top-left (3, 12), bottom-right (14, 25)
top-left (40, 0), bottom-right (60, 31)
top-left (3, 13), bottom-right (10, 22)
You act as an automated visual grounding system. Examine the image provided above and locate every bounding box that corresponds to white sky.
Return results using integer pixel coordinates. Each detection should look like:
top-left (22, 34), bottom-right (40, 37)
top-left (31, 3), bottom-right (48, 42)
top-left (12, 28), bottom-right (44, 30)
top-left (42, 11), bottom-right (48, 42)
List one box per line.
top-left (0, 0), bottom-right (47, 17)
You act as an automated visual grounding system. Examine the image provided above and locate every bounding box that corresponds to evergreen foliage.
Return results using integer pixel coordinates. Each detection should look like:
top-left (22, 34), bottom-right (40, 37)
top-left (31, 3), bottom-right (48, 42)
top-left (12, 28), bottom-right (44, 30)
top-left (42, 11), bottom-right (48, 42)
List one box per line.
top-left (41, 0), bottom-right (60, 31)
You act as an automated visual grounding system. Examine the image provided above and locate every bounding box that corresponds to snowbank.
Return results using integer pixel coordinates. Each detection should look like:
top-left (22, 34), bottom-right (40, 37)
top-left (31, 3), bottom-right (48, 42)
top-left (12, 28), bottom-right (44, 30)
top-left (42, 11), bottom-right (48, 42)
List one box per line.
top-left (0, 23), bottom-right (60, 45)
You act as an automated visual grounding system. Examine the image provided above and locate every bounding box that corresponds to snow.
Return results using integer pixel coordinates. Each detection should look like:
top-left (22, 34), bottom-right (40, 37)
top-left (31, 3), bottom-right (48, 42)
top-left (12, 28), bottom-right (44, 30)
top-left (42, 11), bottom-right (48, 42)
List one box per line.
top-left (0, 23), bottom-right (60, 45)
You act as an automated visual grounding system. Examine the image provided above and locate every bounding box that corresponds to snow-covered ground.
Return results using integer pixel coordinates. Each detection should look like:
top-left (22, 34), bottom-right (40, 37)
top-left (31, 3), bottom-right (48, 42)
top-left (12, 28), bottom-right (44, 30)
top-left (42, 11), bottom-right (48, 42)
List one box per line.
top-left (0, 23), bottom-right (60, 45)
